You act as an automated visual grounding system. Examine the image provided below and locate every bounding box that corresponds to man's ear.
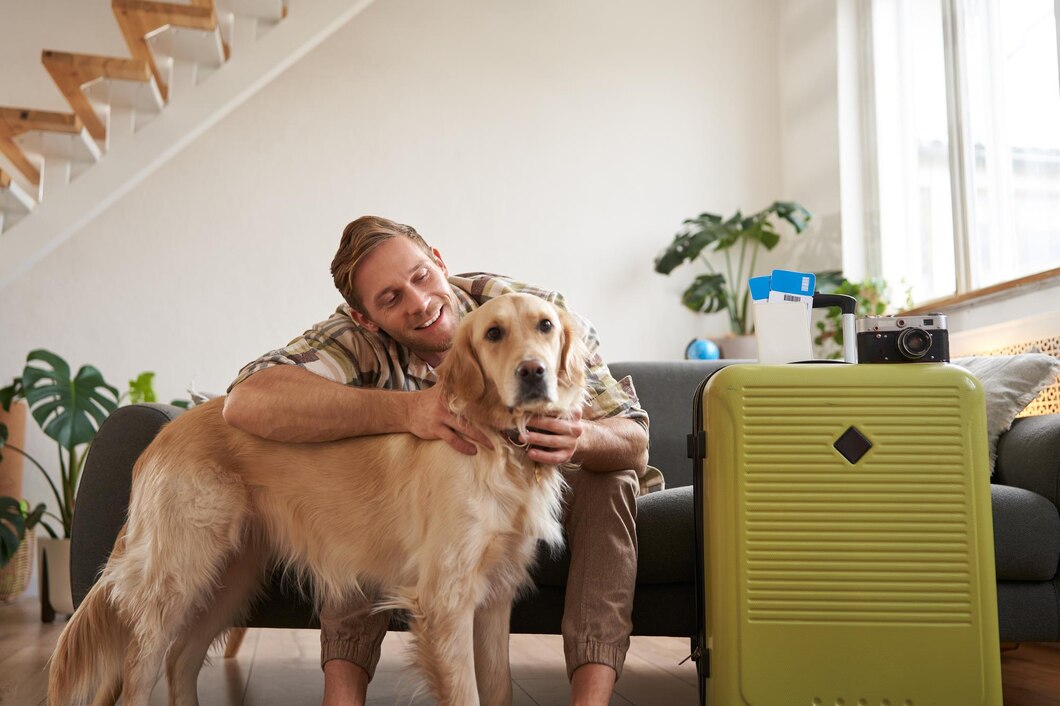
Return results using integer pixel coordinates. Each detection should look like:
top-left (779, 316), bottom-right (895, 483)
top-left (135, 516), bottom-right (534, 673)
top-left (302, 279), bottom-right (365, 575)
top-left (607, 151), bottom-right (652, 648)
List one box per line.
top-left (431, 247), bottom-right (450, 278)
top-left (349, 308), bottom-right (379, 332)
top-left (557, 309), bottom-right (588, 391)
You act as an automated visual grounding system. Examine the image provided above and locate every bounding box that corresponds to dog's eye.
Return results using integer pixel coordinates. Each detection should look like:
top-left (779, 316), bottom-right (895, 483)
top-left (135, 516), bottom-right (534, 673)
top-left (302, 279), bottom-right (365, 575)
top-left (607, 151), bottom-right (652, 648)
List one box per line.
top-left (538, 319), bottom-right (553, 333)
top-left (485, 326), bottom-right (503, 342)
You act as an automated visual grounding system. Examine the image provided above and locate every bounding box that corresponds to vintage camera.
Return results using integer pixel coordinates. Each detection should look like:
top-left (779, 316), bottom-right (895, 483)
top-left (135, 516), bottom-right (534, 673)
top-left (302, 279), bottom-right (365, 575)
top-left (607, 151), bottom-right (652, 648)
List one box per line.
top-left (856, 314), bottom-right (950, 363)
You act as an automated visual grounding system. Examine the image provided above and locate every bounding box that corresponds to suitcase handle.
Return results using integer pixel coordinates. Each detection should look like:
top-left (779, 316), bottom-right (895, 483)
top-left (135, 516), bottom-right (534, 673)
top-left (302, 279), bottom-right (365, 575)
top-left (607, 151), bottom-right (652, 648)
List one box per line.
top-left (813, 293), bottom-right (858, 363)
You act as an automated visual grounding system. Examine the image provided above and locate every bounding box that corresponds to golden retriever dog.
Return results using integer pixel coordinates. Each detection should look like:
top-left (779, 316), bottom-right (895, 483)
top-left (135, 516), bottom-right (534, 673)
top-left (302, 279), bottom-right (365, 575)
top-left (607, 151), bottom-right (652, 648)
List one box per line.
top-left (49, 293), bottom-right (588, 706)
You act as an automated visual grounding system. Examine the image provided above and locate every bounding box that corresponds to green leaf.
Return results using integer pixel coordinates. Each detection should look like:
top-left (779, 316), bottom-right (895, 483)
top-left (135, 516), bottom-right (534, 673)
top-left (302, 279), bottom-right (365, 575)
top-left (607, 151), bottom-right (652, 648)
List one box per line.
top-left (0, 379), bottom-right (21, 411)
top-left (23, 502), bottom-right (46, 530)
top-left (21, 350), bottom-right (120, 449)
top-left (654, 219), bottom-right (726, 274)
top-left (771, 201), bottom-right (813, 233)
top-left (128, 372), bottom-right (157, 404)
top-left (681, 273), bottom-right (728, 314)
top-left (0, 496), bottom-right (26, 568)
top-left (170, 399), bottom-right (191, 410)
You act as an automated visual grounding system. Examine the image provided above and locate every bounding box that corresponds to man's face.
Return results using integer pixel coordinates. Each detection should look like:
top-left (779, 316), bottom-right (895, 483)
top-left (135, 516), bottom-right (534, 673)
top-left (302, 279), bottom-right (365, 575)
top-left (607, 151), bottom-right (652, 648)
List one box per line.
top-left (350, 237), bottom-right (459, 363)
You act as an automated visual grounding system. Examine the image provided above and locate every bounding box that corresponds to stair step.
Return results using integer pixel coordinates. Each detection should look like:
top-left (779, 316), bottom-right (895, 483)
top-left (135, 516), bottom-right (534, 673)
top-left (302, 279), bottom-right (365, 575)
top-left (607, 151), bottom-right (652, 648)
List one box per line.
top-left (0, 108), bottom-right (91, 186)
top-left (0, 169), bottom-right (36, 233)
top-left (42, 50), bottom-right (163, 144)
top-left (112, 0), bottom-right (223, 102)
top-left (217, 0), bottom-right (285, 21)
top-left (13, 127), bottom-right (102, 165)
top-left (82, 77), bottom-right (164, 118)
top-left (146, 23), bottom-right (227, 68)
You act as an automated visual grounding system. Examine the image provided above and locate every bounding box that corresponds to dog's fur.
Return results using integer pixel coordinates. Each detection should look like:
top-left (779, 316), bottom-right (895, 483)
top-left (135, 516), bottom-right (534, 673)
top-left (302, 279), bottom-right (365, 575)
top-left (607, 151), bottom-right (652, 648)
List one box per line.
top-left (48, 293), bottom-right (588, 706)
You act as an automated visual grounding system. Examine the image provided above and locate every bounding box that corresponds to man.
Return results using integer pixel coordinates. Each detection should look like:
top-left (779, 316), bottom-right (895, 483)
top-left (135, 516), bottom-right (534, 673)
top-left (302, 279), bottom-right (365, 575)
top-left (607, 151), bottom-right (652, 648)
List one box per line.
top-left (223, 216), bottom-right (652, 706)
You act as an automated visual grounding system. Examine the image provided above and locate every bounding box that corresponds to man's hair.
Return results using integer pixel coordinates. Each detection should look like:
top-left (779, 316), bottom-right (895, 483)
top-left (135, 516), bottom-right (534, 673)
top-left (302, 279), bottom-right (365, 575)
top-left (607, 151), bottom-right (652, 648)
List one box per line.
top-left (331, 216), bottom-right (434, 313)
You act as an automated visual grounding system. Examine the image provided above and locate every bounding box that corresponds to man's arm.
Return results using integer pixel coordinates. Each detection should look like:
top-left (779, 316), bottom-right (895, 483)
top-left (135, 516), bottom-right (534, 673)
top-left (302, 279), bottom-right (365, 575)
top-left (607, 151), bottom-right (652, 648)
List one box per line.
top-left (520, 414), bottom-right (648, 475)
top-left (223, 365), bottom-right (490, 453)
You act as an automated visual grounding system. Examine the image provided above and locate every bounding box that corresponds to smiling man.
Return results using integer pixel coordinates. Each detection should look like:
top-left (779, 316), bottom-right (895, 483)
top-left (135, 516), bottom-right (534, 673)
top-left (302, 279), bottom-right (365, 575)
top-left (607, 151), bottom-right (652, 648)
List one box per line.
top-left (223, 216), bottom-right (653, 706)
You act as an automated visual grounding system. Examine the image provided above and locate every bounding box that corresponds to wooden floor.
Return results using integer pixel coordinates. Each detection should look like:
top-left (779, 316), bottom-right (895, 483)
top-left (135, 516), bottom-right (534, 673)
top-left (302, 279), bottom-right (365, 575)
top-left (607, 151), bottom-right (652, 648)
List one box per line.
top-left (3, 595), bottom-right (1060, 705)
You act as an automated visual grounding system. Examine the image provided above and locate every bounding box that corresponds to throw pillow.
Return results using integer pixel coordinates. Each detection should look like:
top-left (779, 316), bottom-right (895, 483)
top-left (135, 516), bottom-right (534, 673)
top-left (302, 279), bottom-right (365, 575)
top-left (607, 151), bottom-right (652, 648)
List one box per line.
top-left (952, 352), bottom-right (1060, 473)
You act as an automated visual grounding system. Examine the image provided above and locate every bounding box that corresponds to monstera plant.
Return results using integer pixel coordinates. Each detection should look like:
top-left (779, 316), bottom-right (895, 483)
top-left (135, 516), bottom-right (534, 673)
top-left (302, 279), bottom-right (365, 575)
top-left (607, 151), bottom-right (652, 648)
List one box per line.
top-left (654, 201), bottom-right (812, 335)
top-left (0, 350), bottom-right (120, 539)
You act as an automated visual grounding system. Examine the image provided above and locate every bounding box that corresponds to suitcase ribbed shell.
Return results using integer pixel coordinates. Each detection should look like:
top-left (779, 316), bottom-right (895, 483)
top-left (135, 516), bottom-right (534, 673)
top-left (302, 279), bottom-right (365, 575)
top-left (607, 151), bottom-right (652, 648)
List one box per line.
top-left (700, 363), bottom-right (1002, 706)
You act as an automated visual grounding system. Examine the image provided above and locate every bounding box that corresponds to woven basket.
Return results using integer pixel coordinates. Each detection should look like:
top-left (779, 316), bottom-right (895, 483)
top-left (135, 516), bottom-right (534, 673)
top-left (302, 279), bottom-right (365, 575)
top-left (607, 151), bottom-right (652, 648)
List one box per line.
top-left (0, 528), bottom-right (35, 602)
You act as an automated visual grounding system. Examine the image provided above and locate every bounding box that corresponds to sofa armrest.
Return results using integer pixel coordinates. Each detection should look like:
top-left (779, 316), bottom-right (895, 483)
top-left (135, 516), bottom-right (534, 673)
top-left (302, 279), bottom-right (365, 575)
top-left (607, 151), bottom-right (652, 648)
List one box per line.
top-left (70, 403), bottom-right (185, 607)
top-left (994, 414), bottom-right (1060, 510)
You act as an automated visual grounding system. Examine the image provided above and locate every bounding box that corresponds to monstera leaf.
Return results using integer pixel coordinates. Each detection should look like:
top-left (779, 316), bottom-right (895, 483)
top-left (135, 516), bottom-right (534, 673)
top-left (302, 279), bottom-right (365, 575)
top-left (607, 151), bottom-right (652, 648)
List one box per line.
top-left (20, 350), bottom-right (120, 449)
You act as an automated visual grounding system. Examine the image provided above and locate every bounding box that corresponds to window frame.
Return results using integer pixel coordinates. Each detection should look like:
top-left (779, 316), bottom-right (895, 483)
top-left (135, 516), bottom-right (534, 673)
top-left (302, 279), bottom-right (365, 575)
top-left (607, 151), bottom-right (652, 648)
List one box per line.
top-left (855, 0), bottom-right (1060, 308)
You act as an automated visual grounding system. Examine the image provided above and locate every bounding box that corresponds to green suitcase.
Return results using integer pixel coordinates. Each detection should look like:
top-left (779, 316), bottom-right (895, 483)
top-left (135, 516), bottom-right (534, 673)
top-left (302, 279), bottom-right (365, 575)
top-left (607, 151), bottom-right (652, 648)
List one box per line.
top-left (689, 362), bottom-right (1002, 705)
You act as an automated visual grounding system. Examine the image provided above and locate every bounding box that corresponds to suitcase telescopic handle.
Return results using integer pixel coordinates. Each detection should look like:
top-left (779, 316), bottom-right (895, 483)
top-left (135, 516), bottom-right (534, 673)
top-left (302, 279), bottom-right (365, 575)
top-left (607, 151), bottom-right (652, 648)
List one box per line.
top-left (812, 293), bottom-right (858, 363)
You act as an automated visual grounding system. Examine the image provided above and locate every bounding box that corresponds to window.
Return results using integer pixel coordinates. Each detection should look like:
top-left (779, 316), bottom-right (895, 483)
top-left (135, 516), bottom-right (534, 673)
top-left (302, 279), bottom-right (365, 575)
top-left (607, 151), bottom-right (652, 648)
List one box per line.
top-left (866, 0), bottom-right (1060, 305)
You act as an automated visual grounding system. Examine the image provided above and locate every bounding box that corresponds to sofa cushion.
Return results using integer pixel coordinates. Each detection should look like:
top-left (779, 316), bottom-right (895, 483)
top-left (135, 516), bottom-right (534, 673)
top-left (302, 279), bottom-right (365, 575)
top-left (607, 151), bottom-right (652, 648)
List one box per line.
top-left (992, 484), bottom-right (1060, 581)
top-left (953, 353), bottom-right (1060, 473)
top-left (532, 485), bottom-right (696, 588)
top-left (611, 361), bottom-right (731, 489)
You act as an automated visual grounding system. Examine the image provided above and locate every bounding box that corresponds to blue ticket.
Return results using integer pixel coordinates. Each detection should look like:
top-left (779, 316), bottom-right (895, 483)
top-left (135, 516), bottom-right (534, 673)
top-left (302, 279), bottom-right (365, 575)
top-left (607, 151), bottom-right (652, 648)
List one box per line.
top-left (770, 269), bottom-right (815, 297)
top-left (748, 275), bottom-right (771, 301)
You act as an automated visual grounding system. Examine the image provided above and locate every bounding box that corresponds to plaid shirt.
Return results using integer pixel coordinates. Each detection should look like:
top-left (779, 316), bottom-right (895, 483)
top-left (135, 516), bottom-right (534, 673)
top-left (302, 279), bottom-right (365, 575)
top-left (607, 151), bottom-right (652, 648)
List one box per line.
top-left (231, 274), bottom-right (661, 492)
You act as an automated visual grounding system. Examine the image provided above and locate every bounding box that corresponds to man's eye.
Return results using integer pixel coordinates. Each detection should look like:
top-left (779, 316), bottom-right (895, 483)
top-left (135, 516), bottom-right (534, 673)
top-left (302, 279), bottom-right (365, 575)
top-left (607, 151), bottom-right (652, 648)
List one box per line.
top-left (486, 326), bottom-right (503, 342)
top-left (538, 319), bottom-right (553, 333)
top-left (415, 269), bottom-right (429, 282)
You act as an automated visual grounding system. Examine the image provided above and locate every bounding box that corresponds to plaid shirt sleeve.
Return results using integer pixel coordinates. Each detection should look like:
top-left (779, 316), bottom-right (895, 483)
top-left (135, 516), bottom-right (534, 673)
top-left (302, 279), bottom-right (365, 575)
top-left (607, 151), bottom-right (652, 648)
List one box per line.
top-left (568, 308), bottom-right (650, 431)
top-left (228, 307), bottom-right (374, 391)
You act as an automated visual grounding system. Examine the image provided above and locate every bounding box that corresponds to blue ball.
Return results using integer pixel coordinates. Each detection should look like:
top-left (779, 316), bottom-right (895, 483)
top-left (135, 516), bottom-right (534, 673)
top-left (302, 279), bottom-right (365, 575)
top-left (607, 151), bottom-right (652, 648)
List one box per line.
top-left (685, 338), bottom-right (720, 360)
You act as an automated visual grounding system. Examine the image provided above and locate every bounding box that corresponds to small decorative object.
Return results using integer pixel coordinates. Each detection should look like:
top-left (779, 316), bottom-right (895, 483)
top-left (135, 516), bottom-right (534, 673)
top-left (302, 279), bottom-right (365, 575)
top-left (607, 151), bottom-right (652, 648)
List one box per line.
top-left (654, 202), bottom-right (813, 337)
top-left (685, 338), bottom-right (721, 361)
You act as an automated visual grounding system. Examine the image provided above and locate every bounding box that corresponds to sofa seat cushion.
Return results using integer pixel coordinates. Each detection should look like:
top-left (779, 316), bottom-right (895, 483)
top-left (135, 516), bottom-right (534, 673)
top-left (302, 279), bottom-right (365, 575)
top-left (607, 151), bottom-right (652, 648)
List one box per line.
top-left (532, 485), bottom-right (696, 588)
top-left (992, 483), bottom-right (1060, 581)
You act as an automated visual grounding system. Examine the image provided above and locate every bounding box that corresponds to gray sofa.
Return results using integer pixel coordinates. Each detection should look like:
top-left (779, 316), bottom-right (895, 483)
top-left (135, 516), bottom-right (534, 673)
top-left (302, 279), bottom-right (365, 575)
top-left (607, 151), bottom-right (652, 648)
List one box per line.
top-left (70, 361), bottom-right (1060, 645)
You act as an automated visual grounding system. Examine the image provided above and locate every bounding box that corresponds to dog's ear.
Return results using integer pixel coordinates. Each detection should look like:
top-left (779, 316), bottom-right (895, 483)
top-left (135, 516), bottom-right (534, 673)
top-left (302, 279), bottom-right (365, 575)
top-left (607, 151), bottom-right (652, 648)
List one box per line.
top-left (557, 309), bottom-right (589, 392)
top-left (438, 323), bottom-right (487, 405)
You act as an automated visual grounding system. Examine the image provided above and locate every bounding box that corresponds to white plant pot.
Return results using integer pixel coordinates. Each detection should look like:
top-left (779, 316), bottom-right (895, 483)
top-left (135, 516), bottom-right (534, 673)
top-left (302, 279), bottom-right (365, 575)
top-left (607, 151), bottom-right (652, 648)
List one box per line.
top-left (38, 536), bottom-right (74, 620)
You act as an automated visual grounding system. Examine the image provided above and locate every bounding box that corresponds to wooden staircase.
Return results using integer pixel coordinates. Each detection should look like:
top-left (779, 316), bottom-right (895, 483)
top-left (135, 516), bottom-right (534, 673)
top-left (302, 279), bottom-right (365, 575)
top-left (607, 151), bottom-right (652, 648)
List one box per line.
top-left (0, 0), bottom-right (376, 289)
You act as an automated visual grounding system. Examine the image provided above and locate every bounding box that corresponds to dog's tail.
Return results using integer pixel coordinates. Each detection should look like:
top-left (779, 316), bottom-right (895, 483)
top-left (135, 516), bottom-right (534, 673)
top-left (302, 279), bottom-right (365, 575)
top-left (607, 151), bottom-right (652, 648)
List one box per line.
top-left (48, 555), bottom-right (129, 705)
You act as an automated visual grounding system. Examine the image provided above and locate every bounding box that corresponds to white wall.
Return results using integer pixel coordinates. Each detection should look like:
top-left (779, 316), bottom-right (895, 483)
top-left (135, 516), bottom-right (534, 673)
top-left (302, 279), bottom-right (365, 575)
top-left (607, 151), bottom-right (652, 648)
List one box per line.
top-left (1, 0), bottom-right (787, 509)
top-left (775, 0), bottom-right (843, 274)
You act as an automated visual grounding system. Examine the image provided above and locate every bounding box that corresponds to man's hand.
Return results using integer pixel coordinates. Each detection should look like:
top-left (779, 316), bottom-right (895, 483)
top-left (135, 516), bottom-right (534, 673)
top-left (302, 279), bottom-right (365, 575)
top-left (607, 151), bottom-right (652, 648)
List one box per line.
top-left (406, 385), bottom-right (494, 455)
top-left (520, 409), bottom-right (584, 465)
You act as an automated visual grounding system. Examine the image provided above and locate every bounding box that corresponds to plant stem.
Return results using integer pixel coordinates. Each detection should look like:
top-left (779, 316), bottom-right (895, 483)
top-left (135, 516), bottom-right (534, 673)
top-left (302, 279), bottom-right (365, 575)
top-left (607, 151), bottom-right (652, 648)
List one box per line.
top-left (59, 447), bottom-right (71, 536)
top-left (723, 248), bottom-right (739, 332)
top-left (736, 237), bottom-right (749, 333)
top-left (741, 242), bottom-right (763, 335)
top-left (3, 443), bottom-right (66, 524)
top-left (696, 255), bottom-right (718, 274)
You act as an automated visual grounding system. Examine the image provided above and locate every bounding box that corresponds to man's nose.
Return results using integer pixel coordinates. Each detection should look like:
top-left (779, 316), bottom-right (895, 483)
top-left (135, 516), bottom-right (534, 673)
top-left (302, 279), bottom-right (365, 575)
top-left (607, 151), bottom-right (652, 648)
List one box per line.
top-left (407, 288), bottom-right (431, 314)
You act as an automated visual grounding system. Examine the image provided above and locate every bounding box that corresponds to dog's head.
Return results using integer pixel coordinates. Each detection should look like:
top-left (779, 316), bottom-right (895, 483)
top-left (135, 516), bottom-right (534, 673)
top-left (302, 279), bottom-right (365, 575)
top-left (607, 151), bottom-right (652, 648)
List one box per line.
top-left (437, 293), bottom-right (588, 427)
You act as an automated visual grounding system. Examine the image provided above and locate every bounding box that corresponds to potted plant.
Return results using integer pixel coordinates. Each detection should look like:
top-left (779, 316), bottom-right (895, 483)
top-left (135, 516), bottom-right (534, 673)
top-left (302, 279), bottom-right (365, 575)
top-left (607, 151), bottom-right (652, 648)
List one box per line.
top-left (812, 272), bottom-right (897, 359)
top-left (0, 349), bottom-right (120, 620)
top-left (654, 201), bottom-right (812, 357)
top-left (0, 497), bottom-right (49, 601)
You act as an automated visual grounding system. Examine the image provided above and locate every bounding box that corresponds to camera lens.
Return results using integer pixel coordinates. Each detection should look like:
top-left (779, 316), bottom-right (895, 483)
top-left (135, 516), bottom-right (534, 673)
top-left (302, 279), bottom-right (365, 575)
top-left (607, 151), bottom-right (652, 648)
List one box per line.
top-left (897, 327), bottom-right (932, 360)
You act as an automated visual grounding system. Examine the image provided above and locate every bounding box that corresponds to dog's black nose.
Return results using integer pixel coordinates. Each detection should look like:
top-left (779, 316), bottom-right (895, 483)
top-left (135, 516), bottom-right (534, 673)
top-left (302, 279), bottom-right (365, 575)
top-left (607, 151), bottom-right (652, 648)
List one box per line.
top-left (516, 360), bottom-right (546, 381)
